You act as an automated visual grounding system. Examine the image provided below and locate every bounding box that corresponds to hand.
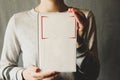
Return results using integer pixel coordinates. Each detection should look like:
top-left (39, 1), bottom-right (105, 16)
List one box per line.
top-left (68, 8), bottom-right (88, 48)
top-left (22, 65), bottom-right (57, 80)
top-left (68, 8), bottom-right (88, 32)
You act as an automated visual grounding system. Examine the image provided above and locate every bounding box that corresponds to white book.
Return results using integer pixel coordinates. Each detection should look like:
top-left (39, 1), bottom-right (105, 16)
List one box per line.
top-left (38, 12), bottom-right (76, 72)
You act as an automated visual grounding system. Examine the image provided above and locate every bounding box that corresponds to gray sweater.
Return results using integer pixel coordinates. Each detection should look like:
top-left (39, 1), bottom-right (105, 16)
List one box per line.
top-left (0, 9), bottom-right (98, 80)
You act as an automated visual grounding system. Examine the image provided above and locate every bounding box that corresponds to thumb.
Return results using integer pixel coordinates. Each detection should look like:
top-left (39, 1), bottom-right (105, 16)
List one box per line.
top-left (31, 65), bottom-right (41, 72)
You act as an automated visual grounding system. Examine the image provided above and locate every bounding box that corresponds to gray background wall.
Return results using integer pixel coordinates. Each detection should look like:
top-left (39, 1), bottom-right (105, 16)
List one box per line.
top-left (0, 0), bottom-right (120, 80)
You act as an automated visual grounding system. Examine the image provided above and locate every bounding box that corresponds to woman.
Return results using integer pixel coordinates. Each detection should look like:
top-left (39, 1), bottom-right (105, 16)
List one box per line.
top-left (0, 0), bottom-right (100, 80)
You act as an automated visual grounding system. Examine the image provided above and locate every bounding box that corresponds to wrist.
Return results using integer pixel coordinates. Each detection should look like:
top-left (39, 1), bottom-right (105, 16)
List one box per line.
top-left (22, 69), bottom-right (26, 80)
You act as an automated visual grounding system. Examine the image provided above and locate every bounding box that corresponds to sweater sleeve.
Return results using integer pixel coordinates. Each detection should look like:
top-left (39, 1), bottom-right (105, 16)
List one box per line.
top-left (0, 15), bottom-right (24, 80)
top-left (76, 10), bottom-right (99, 75)
top-left (75, 11), bottom-right (100, 80)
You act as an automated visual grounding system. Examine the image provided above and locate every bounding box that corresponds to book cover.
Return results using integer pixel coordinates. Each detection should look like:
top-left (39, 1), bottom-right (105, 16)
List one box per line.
top-left (38, 12), bottom-right (77, 72)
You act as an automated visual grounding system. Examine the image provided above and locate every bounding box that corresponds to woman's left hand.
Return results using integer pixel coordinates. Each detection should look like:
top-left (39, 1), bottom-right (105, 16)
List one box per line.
top-left (68, 8), bottom-right (88, 33)
top-left (68, 8), bottom-right (88, 48)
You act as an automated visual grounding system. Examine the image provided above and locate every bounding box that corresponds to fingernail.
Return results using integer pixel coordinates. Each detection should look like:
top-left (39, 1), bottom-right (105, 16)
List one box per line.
top-left (68, 8), bottom-right (72, 12)
top-left (35, 68), bottom-right (40, 72)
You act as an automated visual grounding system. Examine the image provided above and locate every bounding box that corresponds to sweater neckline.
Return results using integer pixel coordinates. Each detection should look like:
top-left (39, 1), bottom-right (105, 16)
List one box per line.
top-left (29, 8), bottom-right (38, 16)
top-left (29, 8), bottom-right (70, 15)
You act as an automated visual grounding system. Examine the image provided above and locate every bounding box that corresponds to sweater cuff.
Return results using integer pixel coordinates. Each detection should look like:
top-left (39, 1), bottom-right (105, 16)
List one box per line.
top-left (9, 67), bottom-right (24, 80)
top-left (16, 68), bottom-right (25, 80)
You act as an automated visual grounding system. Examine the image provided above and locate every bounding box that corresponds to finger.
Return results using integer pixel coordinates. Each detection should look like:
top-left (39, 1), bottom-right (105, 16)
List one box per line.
top-left (68, 8), bottom-right (86, 23)
top-left (74, 13), bottom-right (84, 31)
top-left (74, 11), bottom-right (88, 29)
top-left (31, 72), bottom-right (44, 79)
top-left (34, 67), bottom-right (40, 72)
top-left (42, 76), bottom-right (54, 80)
top-left (40, 71), bottom-right (57, 78)
top-left (68, 8), bottom-right (72, 12)
top-left (68, 8), bottom-right (77, 13)
top-left (31, 71), bottom-right (57, 79)
top-left (29, 65), bottom-right (41, 72)
top-left (68, 8), bottom-right (81, 24)
top-left (78, 23), bottom-right (84, 31)
top-left (43, 74), bottom-right (59, 80)
top-left (73, 12), bottom-right (81, 24)
top-left (68, 8), bottom-right (84, 31)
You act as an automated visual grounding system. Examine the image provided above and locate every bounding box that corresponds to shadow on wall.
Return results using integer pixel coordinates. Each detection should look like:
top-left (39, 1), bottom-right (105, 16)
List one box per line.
top-left (66, 0), bottom-right (120, 80)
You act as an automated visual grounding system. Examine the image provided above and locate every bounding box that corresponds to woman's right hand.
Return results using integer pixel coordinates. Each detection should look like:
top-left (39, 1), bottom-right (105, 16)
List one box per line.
top-left (22, 65), bottom-right (57, 80)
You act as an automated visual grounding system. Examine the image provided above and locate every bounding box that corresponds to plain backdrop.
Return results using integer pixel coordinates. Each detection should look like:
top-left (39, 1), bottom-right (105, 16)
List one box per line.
top-left (0, 0), bottom-right (120, 80)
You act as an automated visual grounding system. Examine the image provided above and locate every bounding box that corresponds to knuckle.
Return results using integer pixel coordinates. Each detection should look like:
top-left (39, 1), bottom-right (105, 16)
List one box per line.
top-left (39, 75), bottom-right (44, 79)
